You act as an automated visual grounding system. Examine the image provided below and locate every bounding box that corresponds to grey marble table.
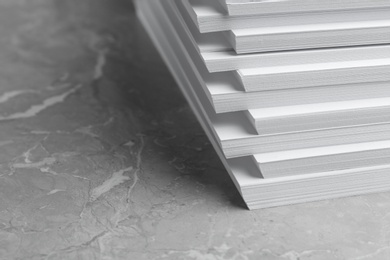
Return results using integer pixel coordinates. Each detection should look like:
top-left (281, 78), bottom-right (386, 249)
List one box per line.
top-left (0, 0), bottom-right (390, 259)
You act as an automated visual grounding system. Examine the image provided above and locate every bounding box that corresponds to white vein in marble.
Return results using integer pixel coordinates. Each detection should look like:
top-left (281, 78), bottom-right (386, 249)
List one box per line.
top-left (0, 84), bottom-right (81, 121)
top-left (90, 166), bottom-right (133, 202)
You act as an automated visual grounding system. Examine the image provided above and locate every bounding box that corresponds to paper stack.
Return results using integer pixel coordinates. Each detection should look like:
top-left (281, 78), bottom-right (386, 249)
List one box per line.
top-left (136, 0), bottom-right (390, 209)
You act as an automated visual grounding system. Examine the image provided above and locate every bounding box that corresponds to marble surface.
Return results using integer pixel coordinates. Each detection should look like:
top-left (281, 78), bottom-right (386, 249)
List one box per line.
top-left (1, 0), bottom-right (390, 259)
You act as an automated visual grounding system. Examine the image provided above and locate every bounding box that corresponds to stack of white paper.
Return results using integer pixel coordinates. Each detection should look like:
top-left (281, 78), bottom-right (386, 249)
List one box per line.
top-left (136, 0), bottom-right (390, 209)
